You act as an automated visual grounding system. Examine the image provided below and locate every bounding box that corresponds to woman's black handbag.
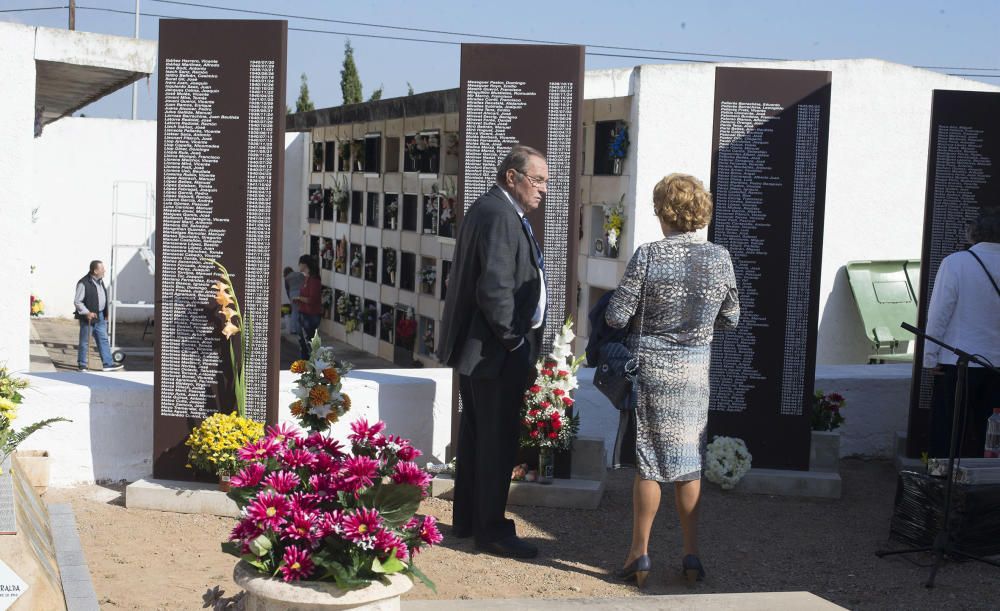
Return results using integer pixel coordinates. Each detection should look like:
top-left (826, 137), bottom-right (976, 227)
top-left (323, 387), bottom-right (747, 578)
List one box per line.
top-left (593, 342), bottom-right (640, 411)
top-left (592, 255), bottom-right (649, 411)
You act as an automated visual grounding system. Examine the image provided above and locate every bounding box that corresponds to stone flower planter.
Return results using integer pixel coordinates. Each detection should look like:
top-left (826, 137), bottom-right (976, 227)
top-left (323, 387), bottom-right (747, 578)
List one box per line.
top-left (13, 450), bottom-right (50, 495)
top-left (809, 430), bottom-right (841, 473)
top-left (233, 561), bottom-right (413, 610)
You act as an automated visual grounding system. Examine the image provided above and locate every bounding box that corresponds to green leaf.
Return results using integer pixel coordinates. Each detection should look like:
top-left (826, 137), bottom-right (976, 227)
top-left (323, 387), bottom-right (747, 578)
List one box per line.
top-left (249, 534), bottom-right (272, 557)
top-left (370, 556), bottom-right (386, 574)
top-left (2, 417), bottom-right (71, 455)
top-left (379, 549), bottom-right (405, 574)
top-left (241, 556), bottom-right (269, 572)
top-left (370, 483), bottom-right (422, 528)
top-left (406, 562), bottom-right (436, 593)
top-left (226, 487), bottom-right (256, 508)
top-left (325, 560), bottom-right (370, 590)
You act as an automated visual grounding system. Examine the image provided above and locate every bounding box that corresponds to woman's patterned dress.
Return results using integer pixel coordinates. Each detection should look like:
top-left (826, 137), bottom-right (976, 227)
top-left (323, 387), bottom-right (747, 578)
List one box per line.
top-left (606, 233), bottom-right (739, 482)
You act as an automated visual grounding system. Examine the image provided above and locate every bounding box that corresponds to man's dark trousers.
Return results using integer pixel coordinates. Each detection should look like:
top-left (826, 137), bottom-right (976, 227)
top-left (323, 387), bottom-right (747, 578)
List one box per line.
top-left (453, 336), bottom-right (536, 544)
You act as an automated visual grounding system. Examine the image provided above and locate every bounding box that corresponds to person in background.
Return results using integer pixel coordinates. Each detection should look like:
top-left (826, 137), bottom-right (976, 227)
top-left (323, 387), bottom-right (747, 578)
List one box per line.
top-left (925, 207), bottom-right (1000, 458)
top-left (293, 255), bottom-right (322, 359)
top-left (606, 173), bottom-right (739, 587)
top-left (74, 260), bottom-right (123, 372)
top-left (284, 265), bottom-right (305, 336)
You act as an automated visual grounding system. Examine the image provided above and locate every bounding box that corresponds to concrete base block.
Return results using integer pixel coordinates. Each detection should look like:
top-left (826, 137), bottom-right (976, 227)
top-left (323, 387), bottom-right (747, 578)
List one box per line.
top-left (893, 431), bottom-right (925, 472)
top-left (125, 478), bottom-right (240, 518)
top-left (430, 475), bottom-right (606, 510)
top-left (736, 468), bottom-right (842, 499)
top-left (570, 436), bottom-right (607, 481)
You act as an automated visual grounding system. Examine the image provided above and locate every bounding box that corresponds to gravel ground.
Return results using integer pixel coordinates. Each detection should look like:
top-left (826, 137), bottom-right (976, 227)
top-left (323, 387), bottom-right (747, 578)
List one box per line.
top-left (43, 459), bottom-right (997, 610)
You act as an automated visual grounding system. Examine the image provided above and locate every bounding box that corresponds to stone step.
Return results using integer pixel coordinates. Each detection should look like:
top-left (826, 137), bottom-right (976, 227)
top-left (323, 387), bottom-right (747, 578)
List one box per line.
top-left (125, 478), bottom-right (240, 518)
top-left (403, 591), bottom-right (845, 610)
top-left (570, 436), bottom-right (607, 481)
top-left (736, 468), bottom-right (841, 499)
top-left (430, 475), bottom-right (605, 510)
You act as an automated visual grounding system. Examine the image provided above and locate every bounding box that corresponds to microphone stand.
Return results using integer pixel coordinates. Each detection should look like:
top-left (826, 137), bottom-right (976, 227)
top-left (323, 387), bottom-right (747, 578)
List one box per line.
top-left (875, 322), bottom-right (1000, 587)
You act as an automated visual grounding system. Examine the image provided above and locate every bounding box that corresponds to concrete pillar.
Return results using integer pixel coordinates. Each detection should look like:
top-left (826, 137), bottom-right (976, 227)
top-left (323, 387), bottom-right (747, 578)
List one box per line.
top-left (0, 23), bottom-right (37, 372)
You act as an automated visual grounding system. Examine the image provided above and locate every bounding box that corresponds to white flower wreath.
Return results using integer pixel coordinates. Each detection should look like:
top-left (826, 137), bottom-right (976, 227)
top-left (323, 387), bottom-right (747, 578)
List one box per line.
top-left (703, 436), bottom-right (752, 490)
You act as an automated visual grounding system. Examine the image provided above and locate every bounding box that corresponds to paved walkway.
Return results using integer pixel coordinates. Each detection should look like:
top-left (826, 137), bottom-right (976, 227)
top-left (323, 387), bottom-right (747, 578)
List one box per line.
top-left (29, 318), bottom-right (394, 372)
top-left (403, 592), bottom-right (843, 610)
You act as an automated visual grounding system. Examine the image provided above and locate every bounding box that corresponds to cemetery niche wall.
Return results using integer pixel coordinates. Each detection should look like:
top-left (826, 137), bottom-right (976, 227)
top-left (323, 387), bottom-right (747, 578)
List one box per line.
top-left (907, 89), bottom-right (1000, 457)
top-left (706, 67), bottom-right (832, 471)
top-left (154, 19), bottom-right (287, 479)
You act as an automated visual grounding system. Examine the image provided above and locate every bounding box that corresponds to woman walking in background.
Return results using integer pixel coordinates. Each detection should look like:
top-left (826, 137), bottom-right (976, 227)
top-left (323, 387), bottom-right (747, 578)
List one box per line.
top-left (606, 173), bottom-right (739, 587)
top-left (294, 255), bottom-right (322, 359)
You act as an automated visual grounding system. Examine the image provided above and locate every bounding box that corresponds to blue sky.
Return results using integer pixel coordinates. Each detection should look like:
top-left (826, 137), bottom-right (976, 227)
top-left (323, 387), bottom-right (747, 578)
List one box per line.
top-left (4, 0), bottom-right (999, 120)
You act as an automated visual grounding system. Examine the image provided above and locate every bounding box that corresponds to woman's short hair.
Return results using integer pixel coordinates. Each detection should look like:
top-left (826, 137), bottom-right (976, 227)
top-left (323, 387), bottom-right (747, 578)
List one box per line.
top-left (652, 173), bottom-right (714, 233)
top-left (970, 208), bottom-right (1000, 244)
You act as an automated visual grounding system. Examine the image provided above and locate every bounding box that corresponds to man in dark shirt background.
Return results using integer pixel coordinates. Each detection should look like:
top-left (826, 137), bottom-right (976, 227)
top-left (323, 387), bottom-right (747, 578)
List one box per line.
top-left (73, 260), bottom-right (122, 372)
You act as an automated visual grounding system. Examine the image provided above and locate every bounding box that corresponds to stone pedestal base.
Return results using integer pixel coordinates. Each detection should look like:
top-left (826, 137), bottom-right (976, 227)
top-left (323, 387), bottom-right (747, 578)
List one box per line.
top-left (234, 561), bottom-right (412, 610)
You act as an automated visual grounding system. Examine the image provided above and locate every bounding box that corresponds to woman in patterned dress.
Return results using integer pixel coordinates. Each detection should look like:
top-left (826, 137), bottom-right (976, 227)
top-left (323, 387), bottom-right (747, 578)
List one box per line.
top-left (606, 173), bottom-right (739, 586)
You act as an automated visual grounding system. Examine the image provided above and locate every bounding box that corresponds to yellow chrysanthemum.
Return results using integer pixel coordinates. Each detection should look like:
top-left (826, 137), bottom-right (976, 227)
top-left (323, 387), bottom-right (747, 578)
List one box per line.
top-left (290, 360), bottom-right (309, 374)
top-left (290, 400), bottom-right (304, 416)
top-left (322, 368), bottom-right (340, 384)
top-left (341, 393), bottom-right (351, 412)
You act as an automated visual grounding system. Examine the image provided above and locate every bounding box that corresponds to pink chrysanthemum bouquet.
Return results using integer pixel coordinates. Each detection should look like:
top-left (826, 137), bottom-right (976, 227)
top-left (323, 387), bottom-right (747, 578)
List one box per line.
top-left (223, 389), bottom-right (440, 590)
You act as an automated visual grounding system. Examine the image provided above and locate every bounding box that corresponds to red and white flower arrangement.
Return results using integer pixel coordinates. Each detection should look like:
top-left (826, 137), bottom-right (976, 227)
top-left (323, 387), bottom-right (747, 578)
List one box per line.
top-left (223, 338), bottom-right (440, 591)
top-left (520, 318), bottom-right (584, 450)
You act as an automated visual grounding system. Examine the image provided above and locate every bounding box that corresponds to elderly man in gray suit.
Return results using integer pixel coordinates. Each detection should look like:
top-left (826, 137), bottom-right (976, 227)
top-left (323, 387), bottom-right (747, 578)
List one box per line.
top-left (438, 145), bottom-right (548, 559)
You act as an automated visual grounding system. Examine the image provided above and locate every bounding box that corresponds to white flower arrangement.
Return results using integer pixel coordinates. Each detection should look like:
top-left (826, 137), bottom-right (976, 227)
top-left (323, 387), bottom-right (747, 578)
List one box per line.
top-left (703, 436), bottom-right (752, 490)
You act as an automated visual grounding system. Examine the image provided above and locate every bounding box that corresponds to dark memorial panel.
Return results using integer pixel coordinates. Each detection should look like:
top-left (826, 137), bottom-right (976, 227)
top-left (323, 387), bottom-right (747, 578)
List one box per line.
top-left (907, 90), bottom-right (1000, 457)
top-left (707, 67), bottom-right (832, 470)
top-left (154, 20), bottom-right (287, 479)
top-left (456, 44), bottom-right (583, 466)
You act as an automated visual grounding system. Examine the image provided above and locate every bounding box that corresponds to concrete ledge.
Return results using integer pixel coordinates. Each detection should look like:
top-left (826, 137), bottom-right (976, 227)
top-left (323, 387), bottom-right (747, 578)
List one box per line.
top-left (125, 478), bottom-right (240, 518)
top-left (48, 503), bottom-right (100, 611)
top-left (431, 476), bottom-right (606, 510)
top-left (403, 591), bottom-right (844, 610)
top-left (735, 468), bottom-right (842, 499)
top-left (893, 431), bottom-right (924, 472)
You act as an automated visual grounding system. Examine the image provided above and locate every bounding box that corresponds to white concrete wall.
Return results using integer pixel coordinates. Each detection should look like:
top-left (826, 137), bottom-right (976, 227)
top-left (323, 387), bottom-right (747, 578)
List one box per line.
top-left (603, 59), bottom-right (1000, 364)
top-left (17, 368), bottom-right (453, 487)
top-left (282, 133), bottom-right (309, 273)
top-left (0, 22), bottom-right (38, 372)
top-left (32, 117), bottom-right (158, 321)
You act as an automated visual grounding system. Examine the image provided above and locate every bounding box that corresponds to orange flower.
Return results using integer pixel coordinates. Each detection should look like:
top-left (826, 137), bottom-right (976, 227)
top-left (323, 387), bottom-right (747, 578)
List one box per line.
top-left (326, 411), bottom-right (339, 423)
top-left (214, 282), bottom-right (234, 307)
top-left (341, 393), bottom-right (351, 411)
top-left (290, 360), bottom-right (309, 374)
top-left (322, 368), bottom-right (340, 384)
top-left (290, 400), bottom-right (304, 416)
top-left (221, 320), bottom-right (240, 339)
top-left (309, 385), bottom-right (330, 404)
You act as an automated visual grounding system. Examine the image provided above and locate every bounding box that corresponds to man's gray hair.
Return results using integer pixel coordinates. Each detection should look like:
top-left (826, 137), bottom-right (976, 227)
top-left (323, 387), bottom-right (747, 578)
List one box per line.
top-left (495, 145), bottom-right (545, 184)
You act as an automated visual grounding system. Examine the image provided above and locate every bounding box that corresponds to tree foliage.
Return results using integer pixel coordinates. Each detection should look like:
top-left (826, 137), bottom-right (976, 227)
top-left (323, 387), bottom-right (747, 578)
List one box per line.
top-left (295, 73), bottom-right (315, 114)
top-left (340, 41), bottom-right (363, 105)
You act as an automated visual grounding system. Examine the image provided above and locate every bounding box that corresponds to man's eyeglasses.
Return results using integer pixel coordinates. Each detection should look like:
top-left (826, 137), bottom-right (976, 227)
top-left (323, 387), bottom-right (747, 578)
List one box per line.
top-left (517, 170), bottom-right (549, 188)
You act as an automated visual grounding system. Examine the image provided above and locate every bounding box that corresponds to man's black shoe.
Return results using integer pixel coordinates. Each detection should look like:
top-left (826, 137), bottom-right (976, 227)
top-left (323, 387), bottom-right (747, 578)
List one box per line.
top-left (475, 536), bottom-right (538, 559)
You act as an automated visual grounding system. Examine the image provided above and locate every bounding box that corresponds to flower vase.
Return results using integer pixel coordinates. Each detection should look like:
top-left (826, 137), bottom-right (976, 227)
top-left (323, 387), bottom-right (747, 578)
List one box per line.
top-left (390, 217), bottom-right (396, 230)
top-left (611, 157), bottom-right (623, 176)
top-left (538, 447), bottom-right (554, 485)
top-left (607, 240), bottom-right (619, 259)
top-left (389, 271), bottom-right (395, 285)
top-left (218, 474), bottom-right (232, 492)
top-left (234, 560), bottom-right (412, 611)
